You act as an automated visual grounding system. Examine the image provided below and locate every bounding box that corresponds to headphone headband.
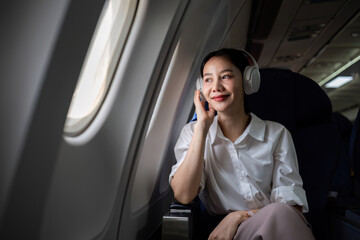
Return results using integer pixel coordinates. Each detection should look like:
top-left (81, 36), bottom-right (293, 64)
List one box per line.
top-left (241, 49), bottom-right (259, 69)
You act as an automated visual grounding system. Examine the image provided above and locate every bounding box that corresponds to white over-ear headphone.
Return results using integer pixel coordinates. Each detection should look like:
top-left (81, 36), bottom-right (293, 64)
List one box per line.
top-left (241, 49), bottom-right (260, 95)
top-left (198, 49), bottom-right (260, 95)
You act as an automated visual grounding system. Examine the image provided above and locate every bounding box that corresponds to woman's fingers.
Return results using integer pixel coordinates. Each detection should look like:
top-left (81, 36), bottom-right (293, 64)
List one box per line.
top-left (194, 90), bottom-right (202, 107)
top-left (193, 90), bottom-right (215, 130)
top-left (194, 90), bottom-right (206, 112)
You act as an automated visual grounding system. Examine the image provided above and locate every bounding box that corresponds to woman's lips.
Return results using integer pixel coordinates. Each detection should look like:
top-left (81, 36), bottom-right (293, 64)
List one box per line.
top-left (212, 95), bottom-right (229, 102)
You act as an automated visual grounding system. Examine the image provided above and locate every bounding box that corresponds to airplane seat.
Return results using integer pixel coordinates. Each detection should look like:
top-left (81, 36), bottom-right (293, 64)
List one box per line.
top-left (246, 68), bottom-right (337, 239)
top-left (329, 112), bottom-right (353, 199)
top-left (350, 107), bottom-right (360, 197)
top-left (326, 108), bottom-right (360, 240)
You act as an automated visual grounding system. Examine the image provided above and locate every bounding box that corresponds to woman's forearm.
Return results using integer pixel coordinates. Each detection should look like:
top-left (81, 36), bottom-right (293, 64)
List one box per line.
top-left (171, 122), bottom-right (208, 204)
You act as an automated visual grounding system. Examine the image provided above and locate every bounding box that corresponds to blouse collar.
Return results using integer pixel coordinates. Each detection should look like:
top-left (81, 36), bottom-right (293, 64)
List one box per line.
top-left (209, 113), bottom-right (266, 144)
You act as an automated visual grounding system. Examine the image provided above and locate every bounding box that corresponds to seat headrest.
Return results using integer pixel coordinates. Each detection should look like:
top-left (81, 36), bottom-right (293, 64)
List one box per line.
top-left (350, 107), bottom-right (360, 176)
top-left (246, 68), bottom-right (332, 131)
top-left (332, 112), bottom-right (353, 138)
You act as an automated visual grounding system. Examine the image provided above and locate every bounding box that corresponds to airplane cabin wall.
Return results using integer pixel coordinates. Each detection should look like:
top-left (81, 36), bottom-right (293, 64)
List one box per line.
top-left (0, 0), bottom-right (106, 238)
top-left (0, 0), bottom-right (69, 224)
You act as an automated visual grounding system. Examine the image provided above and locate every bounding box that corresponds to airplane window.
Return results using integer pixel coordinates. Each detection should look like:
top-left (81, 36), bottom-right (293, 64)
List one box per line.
top-left (64, 0), bottom-right (137, 136)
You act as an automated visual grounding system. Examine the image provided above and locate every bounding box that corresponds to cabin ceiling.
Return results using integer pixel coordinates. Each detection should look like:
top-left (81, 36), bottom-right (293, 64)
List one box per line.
top-left (248, 0), bottom-right (360, 121)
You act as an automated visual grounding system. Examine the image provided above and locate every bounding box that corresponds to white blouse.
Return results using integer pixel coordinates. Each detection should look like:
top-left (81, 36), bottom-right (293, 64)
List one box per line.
top-left (169, 113), bottom-right (309, 215)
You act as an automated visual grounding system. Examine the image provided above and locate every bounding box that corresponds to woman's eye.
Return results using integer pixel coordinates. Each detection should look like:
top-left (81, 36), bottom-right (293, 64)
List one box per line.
top-left (204, 78), bottom-right (212, 83)
top-left (222, 75), bottom-right (231, 79)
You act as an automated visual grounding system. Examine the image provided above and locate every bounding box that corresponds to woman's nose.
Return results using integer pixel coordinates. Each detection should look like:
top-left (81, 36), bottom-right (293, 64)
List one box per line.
top-left (212, 78), bottom-right (224, 91)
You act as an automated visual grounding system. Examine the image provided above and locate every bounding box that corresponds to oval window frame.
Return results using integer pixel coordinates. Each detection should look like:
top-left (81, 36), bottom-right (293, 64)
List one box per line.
top-left (64, 0), bottom-right (137, 136)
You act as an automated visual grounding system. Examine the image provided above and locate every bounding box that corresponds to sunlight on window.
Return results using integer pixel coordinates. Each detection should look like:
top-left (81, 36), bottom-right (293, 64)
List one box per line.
top-left (64, 0), bottom-right (137, 135)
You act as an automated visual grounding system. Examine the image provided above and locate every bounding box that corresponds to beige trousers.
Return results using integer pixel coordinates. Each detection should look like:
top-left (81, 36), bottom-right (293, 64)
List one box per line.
top-left (234, 202), bottom-right (315, 240)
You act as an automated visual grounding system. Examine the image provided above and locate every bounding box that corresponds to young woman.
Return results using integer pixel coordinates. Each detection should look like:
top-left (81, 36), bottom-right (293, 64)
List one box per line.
top-left (169, 48), bottom-right (314, 240)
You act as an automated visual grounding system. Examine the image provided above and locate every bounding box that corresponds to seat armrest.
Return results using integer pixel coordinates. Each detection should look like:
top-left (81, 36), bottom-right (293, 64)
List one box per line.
top-left (162, 202), bottom-right (194, 240)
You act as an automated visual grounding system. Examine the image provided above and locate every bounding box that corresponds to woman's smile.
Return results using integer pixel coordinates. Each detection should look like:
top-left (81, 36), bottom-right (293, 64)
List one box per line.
top-left (211, 94), bottom-right (229, 102)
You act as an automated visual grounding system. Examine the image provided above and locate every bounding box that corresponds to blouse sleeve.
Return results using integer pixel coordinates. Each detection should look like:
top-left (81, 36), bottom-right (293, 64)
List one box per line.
top-left (168, 123), bottom-right (206, 190)
top-left (270, 127), bottom-right (309, 212)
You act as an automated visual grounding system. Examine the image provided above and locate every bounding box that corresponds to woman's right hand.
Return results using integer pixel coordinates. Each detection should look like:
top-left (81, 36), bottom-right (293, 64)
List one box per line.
top-left (194, 90), bottom-right (215, 131)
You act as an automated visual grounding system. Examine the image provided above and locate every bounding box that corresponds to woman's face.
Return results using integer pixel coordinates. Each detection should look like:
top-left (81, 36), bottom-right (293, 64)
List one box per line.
top-left (202, 56), bottom-right (245, 114)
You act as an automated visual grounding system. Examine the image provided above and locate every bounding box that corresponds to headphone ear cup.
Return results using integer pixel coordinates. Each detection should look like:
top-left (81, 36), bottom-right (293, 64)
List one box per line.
top-left (243, 66), bottom-right (260, 95)
top-left (196, 77), bottom-right (203, 92)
